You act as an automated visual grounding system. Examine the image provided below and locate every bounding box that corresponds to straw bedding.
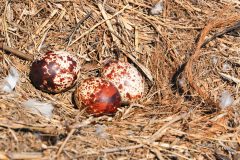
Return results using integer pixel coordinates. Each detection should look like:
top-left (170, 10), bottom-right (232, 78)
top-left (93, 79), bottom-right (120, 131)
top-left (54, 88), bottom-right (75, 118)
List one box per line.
top-left (0, 0), bottom-right (239, 159)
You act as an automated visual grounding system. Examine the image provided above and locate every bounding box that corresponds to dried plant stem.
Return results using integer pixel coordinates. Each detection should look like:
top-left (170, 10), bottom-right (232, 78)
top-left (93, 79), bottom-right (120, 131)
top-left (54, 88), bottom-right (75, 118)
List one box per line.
top-left (0, 118), bottom-right (61, 134)
top-left (219, 72), bottom-right (240, 84)
top-left (201, 21), bottom-right (240, 47)
top-left (149, 113), bottom-right (187, 141)
top-left (97, 3), bottom-right (120, 45)
top-left (102, 144), bottom-right (143, 153)
top-left (69, 4), bottom-right (129, 46)
top-left (56, 118), bottom-right (93, 157)
top-left (56, 128), bottom-right (75, 157)
top-left (67, 12), bottom-right (92, 46)
top-left (0, 42), bottom-right (34, 61)
top-left (35, 9), bottom-right (58, 35)
top-left (7, 152), bottom-right (43, 160)
top-left (106, 29), bottom-right (154, 83)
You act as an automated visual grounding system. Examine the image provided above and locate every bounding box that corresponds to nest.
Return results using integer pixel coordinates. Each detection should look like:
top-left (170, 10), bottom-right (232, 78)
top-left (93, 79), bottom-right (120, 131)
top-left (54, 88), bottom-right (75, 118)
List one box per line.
top-left (0, 0), bottom-right (240, 159)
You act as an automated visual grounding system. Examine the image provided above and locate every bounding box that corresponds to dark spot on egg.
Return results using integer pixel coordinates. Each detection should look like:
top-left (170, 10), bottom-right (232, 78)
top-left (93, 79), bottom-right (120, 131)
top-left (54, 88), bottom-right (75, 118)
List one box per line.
top-left (126, 92), bottom-right (132, 100)
top-left (118, 84), bottom-right (123, 89)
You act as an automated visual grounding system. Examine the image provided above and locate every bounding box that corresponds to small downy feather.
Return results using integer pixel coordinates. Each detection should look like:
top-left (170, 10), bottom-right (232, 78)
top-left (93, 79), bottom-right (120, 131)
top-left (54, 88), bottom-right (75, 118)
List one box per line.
top-left (1, 66), bottom-right (19, 92)
top-left (95, 124), bottom-right (108, 139)
top-left (22, 99), bottom-right (54, 119)
top-left (150, 0), bottom-right (164, 15)
top-left (219, 90), bottom-right (234, 109)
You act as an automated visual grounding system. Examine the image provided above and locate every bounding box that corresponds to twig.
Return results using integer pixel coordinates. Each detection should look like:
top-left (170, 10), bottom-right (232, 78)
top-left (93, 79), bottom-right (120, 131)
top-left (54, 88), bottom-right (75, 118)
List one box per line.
top-left (97, 3), bottom-right (120, 45)
top-left (0, 118), bottom-right (62, 134)
top-left (66, 12), bottom-right (92, 46)
top-left (0, 42), bottom-right (34, 61)
top-left (149, 113), bottom-right (187, 141)
top-left (35, 9), bottom-right (58, 35)
top-left (150, 147), bottom-right (165, 160)
top-left (97, 3), bottom-right (153, 82)
top-left (219, 72), bottom-right (240, 84)
top-left (134, 26), bottom-right (139, 53)
top-left (109, 30), bottom-right (154, 83)
top-left (56, 117), bottom-right (93, 157)
top-left (69, 4), bottom-right (129, 46)
top-left (201, 21), bottom-right (240, 47)
top-left (7, 152), bottom-right (43, 160)
top-left (102, 144), bottom-right (143, 153)
top-left (56, 128), bottom-right (75, 157)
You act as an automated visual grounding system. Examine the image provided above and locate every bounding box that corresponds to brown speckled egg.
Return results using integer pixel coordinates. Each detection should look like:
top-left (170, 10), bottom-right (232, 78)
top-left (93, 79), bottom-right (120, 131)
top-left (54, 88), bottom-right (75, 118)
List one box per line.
top-left (102, 61), bottom-right (144, 103)
top-left (74, 77), bottom-right (121, 116)
top-left (30, 50), bottom-right (80, 93)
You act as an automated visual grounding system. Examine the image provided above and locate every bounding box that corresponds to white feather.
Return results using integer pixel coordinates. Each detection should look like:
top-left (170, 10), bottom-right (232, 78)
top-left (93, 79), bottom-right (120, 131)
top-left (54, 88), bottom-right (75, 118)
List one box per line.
top-left (22, 99), bottom-right (54, 118)
top-left (150, 1), bottom-right (164, 15)
top-left (178, 78), bottom-right (185, 87)
top-left (1, 66), bottom-right (19, 92)
top-left (222, 63), bottom-right (231, 72)
top-left (95, 124), bottom-right (108, 139)
top-left (219, 90), bottom-right (234, 109)
top-left (211, 56), bottom-right (218, 65)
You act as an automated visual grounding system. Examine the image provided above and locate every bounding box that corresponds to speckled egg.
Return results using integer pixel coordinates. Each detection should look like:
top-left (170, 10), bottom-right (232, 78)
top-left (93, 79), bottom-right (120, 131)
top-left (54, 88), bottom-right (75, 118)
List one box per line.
top-left (102, 61), bottom-right (144, 103)
top-left (30, 50), bottom-right (80, 93)
top-left (74, 77), bottom-right (121, 116)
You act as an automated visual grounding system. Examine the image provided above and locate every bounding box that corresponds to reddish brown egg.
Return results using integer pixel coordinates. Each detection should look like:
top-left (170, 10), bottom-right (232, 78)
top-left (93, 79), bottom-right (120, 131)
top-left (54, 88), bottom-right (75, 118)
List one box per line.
top-left (30, 50), bottom-right (80, 93)
top-left (74, 77), bottom-right (121, 116)
top-left (102, 61), bottom-right (144, 103)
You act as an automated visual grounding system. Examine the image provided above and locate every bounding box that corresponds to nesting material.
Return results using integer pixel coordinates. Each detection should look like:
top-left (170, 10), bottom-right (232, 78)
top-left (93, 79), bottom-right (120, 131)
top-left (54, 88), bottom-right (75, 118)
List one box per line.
top-left (0, 1), bottom-right (239, 159)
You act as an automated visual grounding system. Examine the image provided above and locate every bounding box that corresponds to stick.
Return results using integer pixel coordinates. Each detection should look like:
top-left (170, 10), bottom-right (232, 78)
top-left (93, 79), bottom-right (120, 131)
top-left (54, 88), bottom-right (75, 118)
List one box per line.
top-left (0, 42), bottom-right (34, 61)
top-left (35, 9), bottom-right (58, 35)
top-left (0, 117), bottom-right (61, 134)
top-left (97, 3), bottom-right (120, 44)
top-left (56, 117), bottom-right (93, 157)
top-left (7, 152), bottom-right (43, 160)
top-left (149, 113), bottom-right (187, 141)
top-left (109, 30), bottom-right (154, 83)
top-left (201, 21), bottom-right (240, 47)
top-left (66, 12), bottom-right (92, 46)
top-left (102, 144), bottom-right (143, 153)
top-left (56, 128), bottom-right (75, 157)
top-left (69, 4), bottom-right (129, 46)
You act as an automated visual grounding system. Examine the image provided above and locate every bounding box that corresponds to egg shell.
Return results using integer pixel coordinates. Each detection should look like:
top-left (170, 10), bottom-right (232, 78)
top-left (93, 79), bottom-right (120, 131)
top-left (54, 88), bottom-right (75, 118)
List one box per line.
top-left (102, 61), bottom-right (144, 103)
top-left (74, 77), bottom-right (121, 116)
top-left (30, 50), bottom-right (80, 93)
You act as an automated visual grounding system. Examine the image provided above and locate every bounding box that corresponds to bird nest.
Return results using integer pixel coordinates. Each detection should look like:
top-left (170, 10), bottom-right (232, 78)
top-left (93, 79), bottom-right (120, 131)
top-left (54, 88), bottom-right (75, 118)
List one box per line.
top-left (0, 0), bottom-right (240, 159)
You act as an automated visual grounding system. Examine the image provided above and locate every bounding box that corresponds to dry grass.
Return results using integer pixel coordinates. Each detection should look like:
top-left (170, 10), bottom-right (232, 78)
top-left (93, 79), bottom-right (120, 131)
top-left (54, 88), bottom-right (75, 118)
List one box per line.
top-left (0, 0), bottom-right (240, 159)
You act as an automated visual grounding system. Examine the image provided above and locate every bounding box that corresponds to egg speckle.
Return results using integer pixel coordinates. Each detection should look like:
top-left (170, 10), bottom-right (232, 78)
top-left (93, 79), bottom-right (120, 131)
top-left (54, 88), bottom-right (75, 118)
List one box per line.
top-left (74, 77), bottom-right (121, 115)
top-left (30, 50), bottom-right (80, 93)
top-left (102, 61), bottom-right (144, 103)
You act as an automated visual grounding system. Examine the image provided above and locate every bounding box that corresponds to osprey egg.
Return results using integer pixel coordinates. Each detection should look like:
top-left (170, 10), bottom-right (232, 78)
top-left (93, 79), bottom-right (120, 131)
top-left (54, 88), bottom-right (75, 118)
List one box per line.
top-left (74, 77), bottom-right (121, 116)
top-left (30, 50), bottom-right (80, 93)
top-left (102, 61), bottom-right (144, 103)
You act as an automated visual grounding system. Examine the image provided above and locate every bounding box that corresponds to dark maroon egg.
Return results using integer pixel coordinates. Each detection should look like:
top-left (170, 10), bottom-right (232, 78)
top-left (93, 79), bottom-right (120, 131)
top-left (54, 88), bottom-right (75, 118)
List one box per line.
top-left (74, 77), bottom-right (121, 116)
top-left (30, 50), bottom-right (80, 93)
